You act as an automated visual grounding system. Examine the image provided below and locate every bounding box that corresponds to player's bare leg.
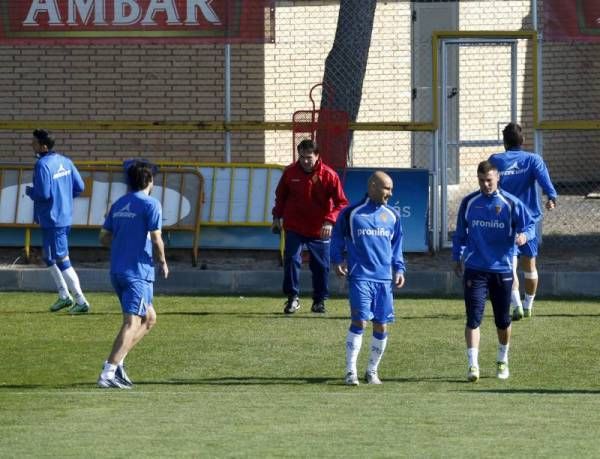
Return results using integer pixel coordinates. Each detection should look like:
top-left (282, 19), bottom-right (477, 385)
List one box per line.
top-left (520, 256), bottom-right (538, 317)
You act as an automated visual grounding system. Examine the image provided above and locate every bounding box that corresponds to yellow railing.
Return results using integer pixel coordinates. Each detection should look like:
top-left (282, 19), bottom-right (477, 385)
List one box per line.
top-left (0, 164), bottom-right (204, 265)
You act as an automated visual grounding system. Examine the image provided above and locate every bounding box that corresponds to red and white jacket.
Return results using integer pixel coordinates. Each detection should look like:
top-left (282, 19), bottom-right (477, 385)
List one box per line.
top-left (272, 160), bottom-right (348, 238)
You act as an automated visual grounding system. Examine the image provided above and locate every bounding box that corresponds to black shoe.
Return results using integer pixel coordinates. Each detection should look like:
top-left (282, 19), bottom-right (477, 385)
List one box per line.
top-left (284, 296), bottom-right (300, 314)
top-left (311, 300), bottom-right (326, 313)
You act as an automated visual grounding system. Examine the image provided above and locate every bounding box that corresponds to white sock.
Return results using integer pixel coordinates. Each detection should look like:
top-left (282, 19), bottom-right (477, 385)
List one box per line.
top-left (366, 335), bottom-right (388, 374)
top-left (48, 264), bottom-right (70, 299)
top-left (467, 348), bottom-right (479, 368)
top-left (497, 343), bottom-right (509, 364)
top-left (61, 267), bottom-right (87, 305)
top-left (345, 330), bottom-right (363, 375)
top-left (511, 290), bottom-right (522, 308)
top-left (523, 294), bottom-right (535, 310)
top-left (101, 361), bottom-right (117, 379)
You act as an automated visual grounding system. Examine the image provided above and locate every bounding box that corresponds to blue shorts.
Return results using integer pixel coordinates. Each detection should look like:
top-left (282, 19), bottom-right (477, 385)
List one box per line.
top-left (348, 280), bottom-right (395, 324)
top-left (42, 227), bottom-right (70, 262)
top-left (515, 237), bottom-right (538, 258)
top-left (110, 274), bottom-right (154, 317)
top-left (463, 269), bottom-right (512, 330)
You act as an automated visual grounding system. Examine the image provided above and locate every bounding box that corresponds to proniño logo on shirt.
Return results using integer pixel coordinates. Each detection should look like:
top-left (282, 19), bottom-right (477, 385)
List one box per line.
top-left (113, 203), bottom-right (137, 219)
top-left (52, 164), bottom-right (71, 179)
top-left (471, 219), bottom-right (505, 229)
top-left (357, 227), bottom-right (391, 237)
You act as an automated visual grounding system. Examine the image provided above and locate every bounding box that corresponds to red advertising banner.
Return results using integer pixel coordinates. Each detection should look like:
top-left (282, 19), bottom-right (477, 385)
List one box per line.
top-left (0, 0), bottom-right (274, 44)
top-left (544, 0), bottom-right (600, 42)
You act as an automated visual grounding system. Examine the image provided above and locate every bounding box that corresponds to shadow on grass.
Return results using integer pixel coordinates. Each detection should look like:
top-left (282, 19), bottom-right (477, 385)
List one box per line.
top-left (456, 388), bottom-right (600, 394)
top-left (0, 375), bottom-right (466, 389)
top-left (5, 310), bottom-right (598, 320)
top-left (131, 374), bottom-right (467, 386)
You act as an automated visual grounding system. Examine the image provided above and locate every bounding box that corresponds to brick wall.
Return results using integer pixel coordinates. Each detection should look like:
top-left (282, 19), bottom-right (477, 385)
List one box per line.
top-left (0, 0), bottom-right (597, 188)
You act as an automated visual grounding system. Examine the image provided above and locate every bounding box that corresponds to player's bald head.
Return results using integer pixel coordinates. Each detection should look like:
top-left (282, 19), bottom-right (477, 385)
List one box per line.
top-left (369, 171), bottom-right (392, 187)
top-left (368, 171), bottom-right (393, 204)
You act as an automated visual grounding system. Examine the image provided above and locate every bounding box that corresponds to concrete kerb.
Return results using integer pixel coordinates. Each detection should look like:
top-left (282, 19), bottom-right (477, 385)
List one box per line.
top-left (1, 267), bottom-right (599, 297)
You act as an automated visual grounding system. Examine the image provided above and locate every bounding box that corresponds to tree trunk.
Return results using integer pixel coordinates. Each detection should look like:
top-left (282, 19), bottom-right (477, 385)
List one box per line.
top-left (318, 0), bottom-right (377, 165)
top-left (320, 0), bottom-right (377, 119)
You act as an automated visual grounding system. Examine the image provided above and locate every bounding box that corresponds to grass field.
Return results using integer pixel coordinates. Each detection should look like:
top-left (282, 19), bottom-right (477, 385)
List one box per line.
top-left (1, 292), bottom-right (599, 457)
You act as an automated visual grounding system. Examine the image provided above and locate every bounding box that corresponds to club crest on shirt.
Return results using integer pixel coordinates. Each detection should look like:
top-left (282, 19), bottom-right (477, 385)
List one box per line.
top-left (311, 174), bottom-right (319, 183)
top-left (380, 213), bottom-right (388, 222)
top-left (495, 205), bottom-right (502, 215)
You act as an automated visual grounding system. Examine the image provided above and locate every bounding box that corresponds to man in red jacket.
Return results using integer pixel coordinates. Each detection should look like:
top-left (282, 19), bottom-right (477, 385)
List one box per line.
top-left (272, 139), bottom-right (349, 314)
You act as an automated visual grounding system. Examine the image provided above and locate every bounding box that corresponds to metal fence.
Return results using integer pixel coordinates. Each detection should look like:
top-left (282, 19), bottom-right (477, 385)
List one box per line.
top-left (0, 1), bottom-right (598, 251)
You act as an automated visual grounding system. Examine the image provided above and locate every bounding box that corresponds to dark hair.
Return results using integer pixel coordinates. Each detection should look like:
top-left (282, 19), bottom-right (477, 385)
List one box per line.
top-left (297, 139), bottom-right (317, 153)
top-left (477, 160), bottom-right (498, 175)
top-left (127, 160), bottom-right (155, 191)
top-left (502, 122), bottom-right (523, 148)
top-left (33, 129), bottom-right (55, 150)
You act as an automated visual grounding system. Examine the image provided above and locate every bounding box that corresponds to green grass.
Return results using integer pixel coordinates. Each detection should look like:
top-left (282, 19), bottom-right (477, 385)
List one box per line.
top-left (1, 293), bottom-right (600, 457)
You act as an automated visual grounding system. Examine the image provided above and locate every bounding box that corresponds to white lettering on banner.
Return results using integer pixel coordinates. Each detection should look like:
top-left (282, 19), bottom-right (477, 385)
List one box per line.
top-left (67, 0), bottom-right (107, 26)
top-left (141, 0), bottom-right (180, 26)
top-left (114, 0), bottom-right (142, 25)
top-left (471, 219), bottom-right (505, 229)
top-left (392, 205), bottom-right (411, 218)
top-left (23, 0), bottom-right (222, 27)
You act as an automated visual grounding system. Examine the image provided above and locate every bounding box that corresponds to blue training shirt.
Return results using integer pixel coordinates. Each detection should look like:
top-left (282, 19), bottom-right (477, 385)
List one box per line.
top-left (331, 196), bottom-right (405, 282)
top-left (488, 148), bottom-right (558, 223)
top-left (103, 191), bottom-right (162, 281)
top-left (27, 152), bottom-right (84, 228)
top-left (452, 189), bottom-right (535, 273)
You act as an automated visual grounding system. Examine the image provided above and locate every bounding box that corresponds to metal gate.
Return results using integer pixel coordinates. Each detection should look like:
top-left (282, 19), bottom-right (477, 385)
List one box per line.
top-left (438, 37), bottom-right (520, 248)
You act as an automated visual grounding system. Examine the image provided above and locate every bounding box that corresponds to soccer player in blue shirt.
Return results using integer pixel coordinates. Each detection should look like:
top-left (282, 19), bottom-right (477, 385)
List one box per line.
top-left (331, 171), bottom-right (405, 386)
top-left (489, 123), bottom-right (558, 319)
top-left (25, 129), bottom-right (90, 314)
top-left (453, 160), bottom-right (535, 382)
top-left (97, 160), bottom-right (168, 389)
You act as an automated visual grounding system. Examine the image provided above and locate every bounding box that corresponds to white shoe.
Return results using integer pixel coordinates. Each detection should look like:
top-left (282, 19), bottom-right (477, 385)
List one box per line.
top-left (467, 366), bottom-right (480, 382)
top-left (364, 371), bottom-right (382, 385)
top-left (344, 372), bottom-right (359, 386)
top-left (97, 375), bottom-right (131, 389)
top-left (496, 361), bottom-right (510, 380)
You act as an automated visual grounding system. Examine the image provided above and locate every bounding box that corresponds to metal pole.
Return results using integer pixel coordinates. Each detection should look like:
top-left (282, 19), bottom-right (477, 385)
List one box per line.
top-left (440, 40), bottom-right (449, 248)
top-left (431, 130), bottom-right (440, 252)
top-left (511, 42), bottom-right (518, 123)
top-left (224, 44), bottom-right (232, 163)
top-left (532, 0), bottom-right (544, 243)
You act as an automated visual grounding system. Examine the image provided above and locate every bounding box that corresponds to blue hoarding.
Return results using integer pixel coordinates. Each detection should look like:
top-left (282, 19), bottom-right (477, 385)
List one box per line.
top-left (342, 168), bottom-right (429, 252)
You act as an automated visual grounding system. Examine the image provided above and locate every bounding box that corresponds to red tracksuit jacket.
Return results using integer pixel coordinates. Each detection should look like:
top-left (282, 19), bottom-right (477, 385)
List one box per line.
top-left (272, 160), bottom-right (348, 238)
